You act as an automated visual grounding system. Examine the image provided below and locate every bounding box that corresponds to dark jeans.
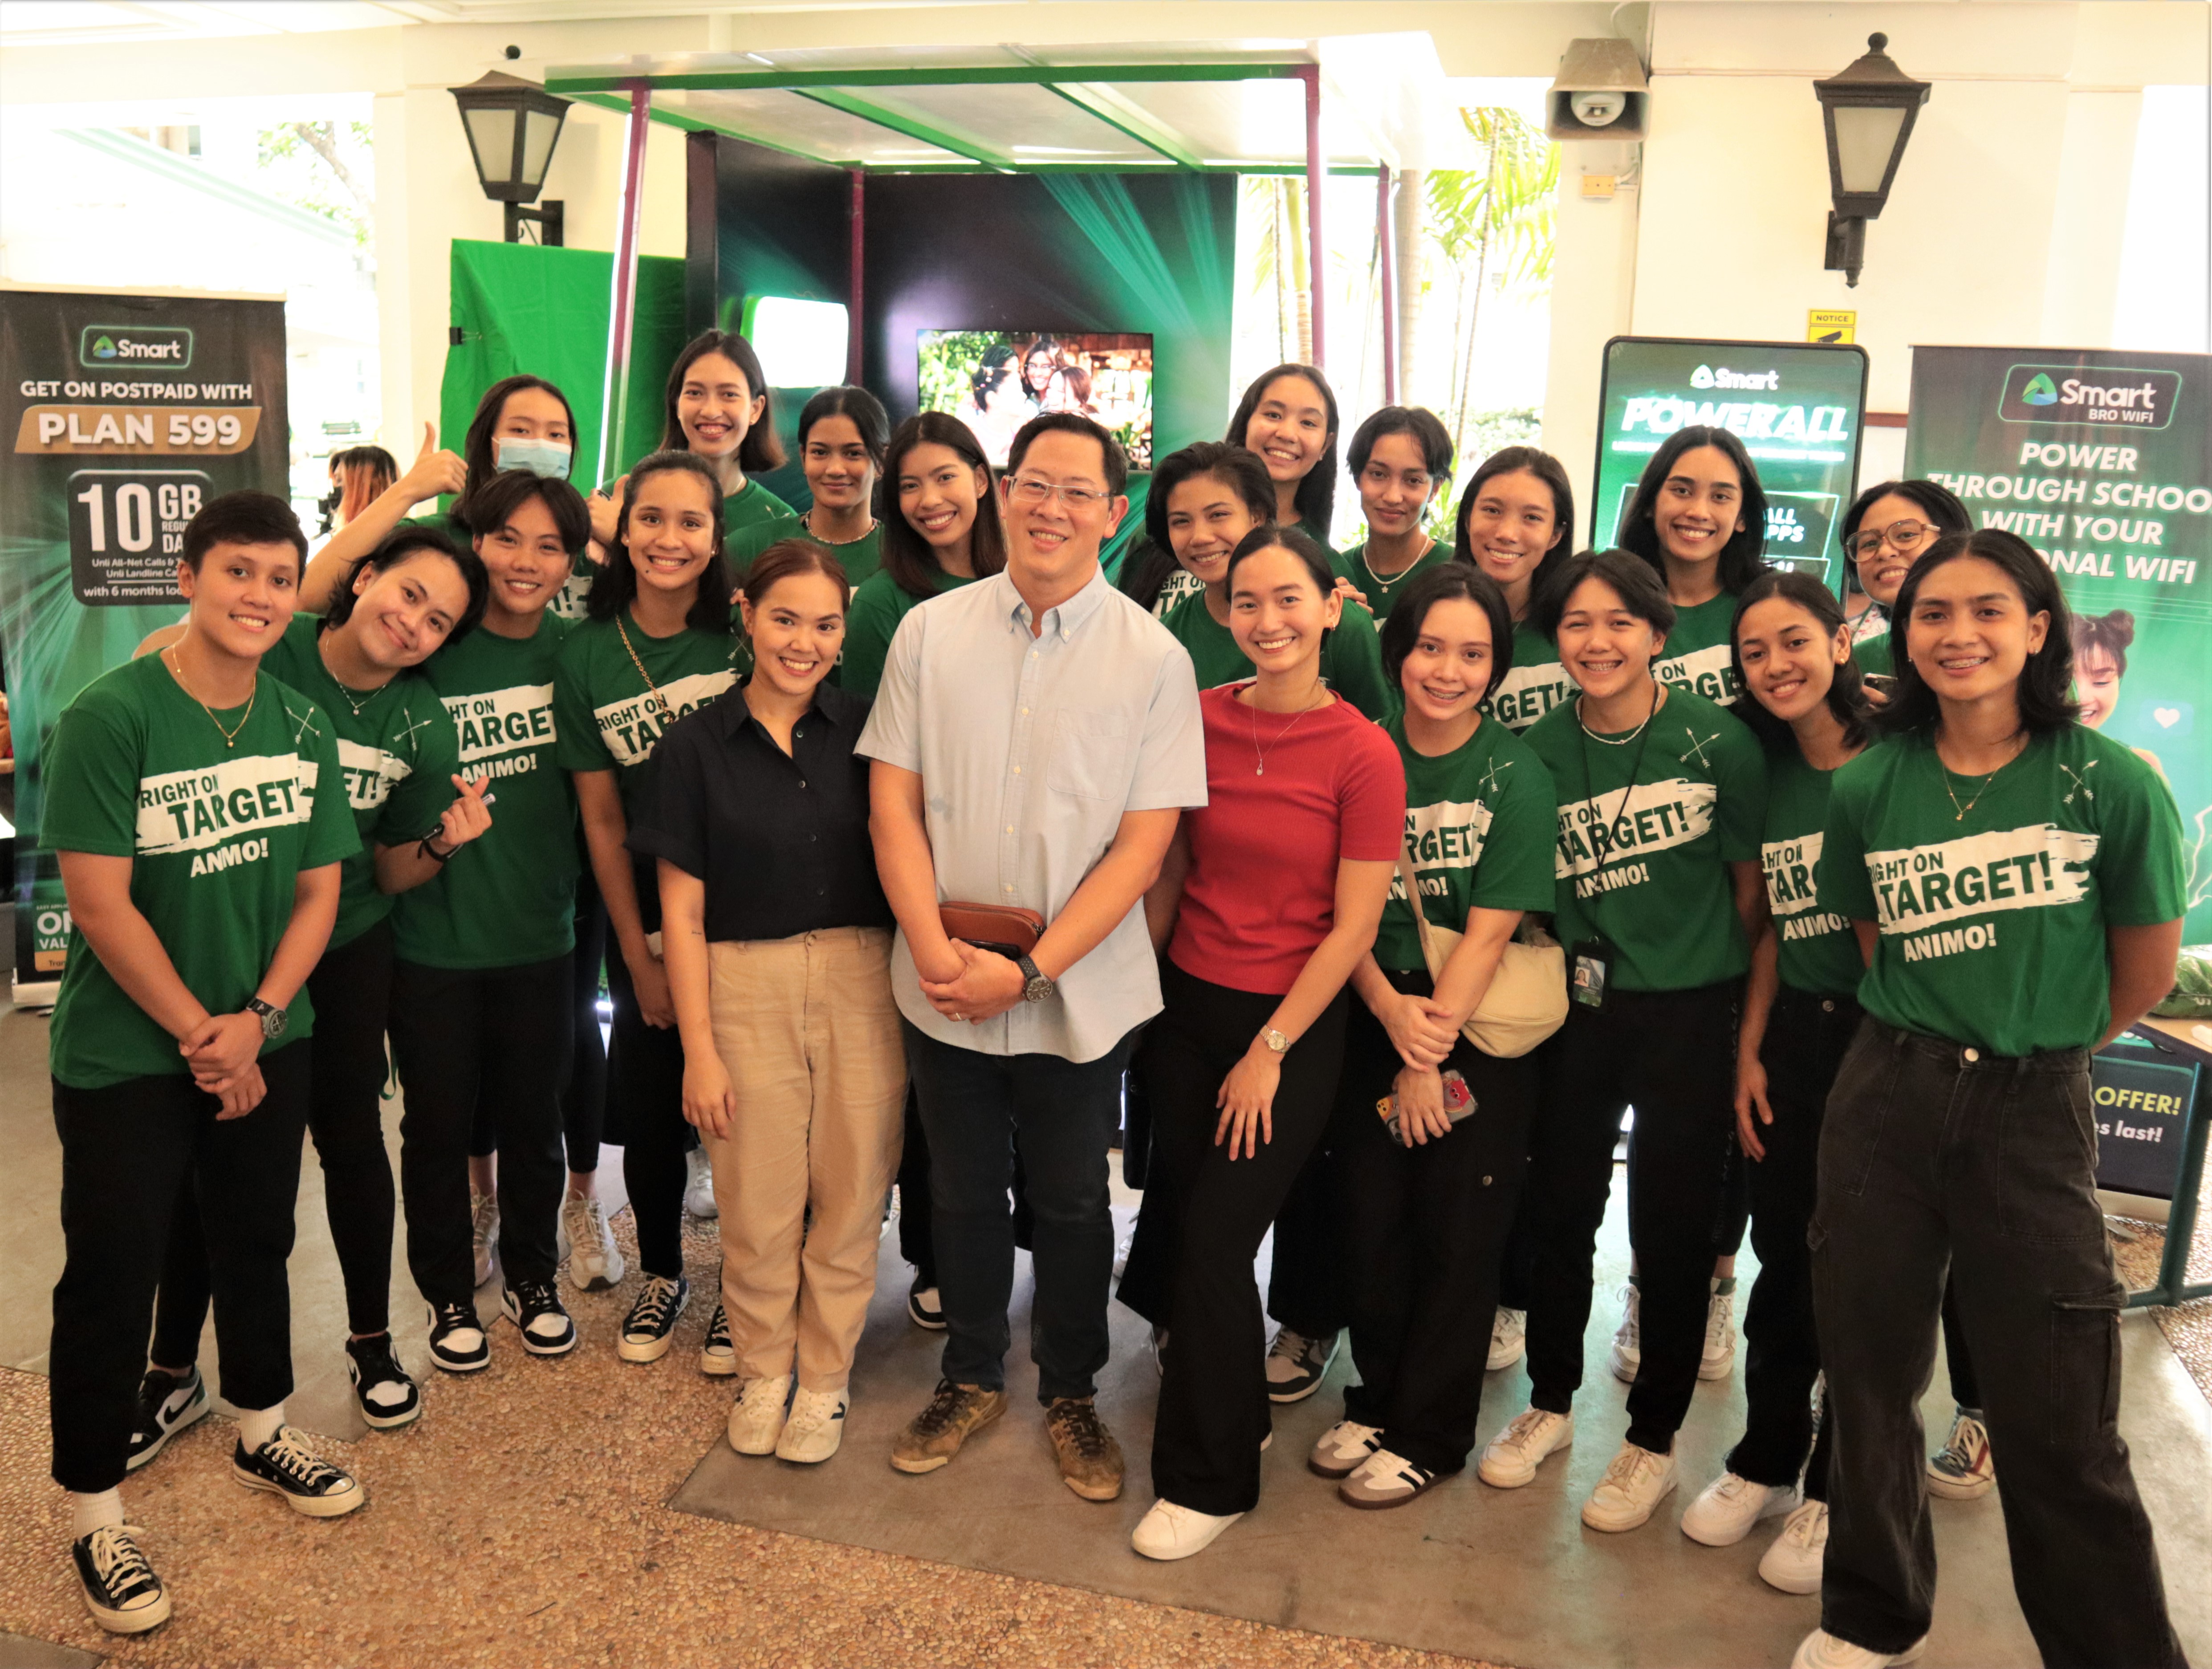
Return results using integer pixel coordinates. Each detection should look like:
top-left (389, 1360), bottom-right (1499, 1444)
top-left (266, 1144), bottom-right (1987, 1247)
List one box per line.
top-left (1337, 970), bottom-right (1537, 1475)
top-left (155, 922), bottom-right (400, 1361)
top-left (606, 947), bottom-right (690, 1281)
top-left (1941, 1279), bottom-right (1980, 1408)
top-left (49, 1044), bottom-right (310, 1493)
top-left (1814, 1020), bottom-right (2184, 1668)
top-left (1727, 984), bottom-right (1860, 1499)
top-left (1139, 965), bottom-right (1349, 1516)
top-left (903, 1018), bottom-right (1134, 1401)
top-left (896, 1083), bottom-right (1033, 1286)
top-left (1525, 980), bottom-right (1740, 1452)
top-left (391, 954), bottom-right (572, 1306)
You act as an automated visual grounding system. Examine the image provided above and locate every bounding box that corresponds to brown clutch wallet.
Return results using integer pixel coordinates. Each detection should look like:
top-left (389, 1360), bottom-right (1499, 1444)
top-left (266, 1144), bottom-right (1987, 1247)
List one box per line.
top-left (939, 902), bottom-right (1045, 959)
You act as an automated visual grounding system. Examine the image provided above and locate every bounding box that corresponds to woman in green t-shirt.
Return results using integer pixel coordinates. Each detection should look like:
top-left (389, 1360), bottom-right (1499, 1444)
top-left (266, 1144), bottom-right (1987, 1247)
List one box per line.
top-left (45, 492), bottom-right (364, 1635)
top-left (727, 386), bottom-right (887, 588)
top-left (1305, 564), bottom-right (1559, 1509)
top-left (1334, 406), bottom-right (1455, 620)
top-left (1800, 530), bottom-right (2188, 1669)
top-left (1458, 445), bottom-right (1576, 736)
top-left (1619, 425), bottom-right (1770, 707)
top-left (1836, 478), bottom-right (1971, 684)
top-left (1480, 549), bottom-right (1768, 1535)
top-left (557, 451), bottom-right (740, 1369)
top-left (1148, 442), bottom-right (1395, 722)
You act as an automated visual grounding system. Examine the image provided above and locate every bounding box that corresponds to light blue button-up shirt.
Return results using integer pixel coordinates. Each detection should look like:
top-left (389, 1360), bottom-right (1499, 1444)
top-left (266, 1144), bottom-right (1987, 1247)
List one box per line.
top-left (857, 566), bottom-right (1206, 1062)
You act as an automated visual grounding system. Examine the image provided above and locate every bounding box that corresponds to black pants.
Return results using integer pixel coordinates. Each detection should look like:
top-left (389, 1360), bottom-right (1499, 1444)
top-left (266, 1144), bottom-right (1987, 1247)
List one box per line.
top-left (564, 863), bottom-right (609, 1174)
top-left (605, 947), bottom-right (690, 1280)
top-left (1140, 964), bottom-right (1349, 1516)
top-left (391, 954), bottom-right (571, 1306)
top-left (1336, 971), bottom-right (1537, 1475)
top-left (1525, 980), bottom-right (1740, 1452)
top-left (1814, 1021), bottom-right (2183, 1668)
top-left (904, 1020), bottom-right (1134, 1401)
top-left (155, 923), bottom-right (401, 1362)
top-left (1726, 985), bottom-right (1860, 1499)
top-left (49, 1044), bottom-right (310, 1493)
top-left (1266, 1142), bottom-right (1349, 1339)
top-left (895, 1083), bottom-right (936, 1282)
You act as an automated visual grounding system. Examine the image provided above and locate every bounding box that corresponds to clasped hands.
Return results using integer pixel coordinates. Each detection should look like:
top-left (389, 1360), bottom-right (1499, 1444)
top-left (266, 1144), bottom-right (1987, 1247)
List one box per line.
top-left (919, 939), bottom-right (1027, 1025)
top-left (179, 1010), bottom-right (266, 1119)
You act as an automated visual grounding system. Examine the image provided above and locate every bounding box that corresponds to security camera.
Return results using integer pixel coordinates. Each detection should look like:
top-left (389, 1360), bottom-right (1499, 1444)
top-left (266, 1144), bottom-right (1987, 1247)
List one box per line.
top-left (1569, 90), bottom-right (1625, 128)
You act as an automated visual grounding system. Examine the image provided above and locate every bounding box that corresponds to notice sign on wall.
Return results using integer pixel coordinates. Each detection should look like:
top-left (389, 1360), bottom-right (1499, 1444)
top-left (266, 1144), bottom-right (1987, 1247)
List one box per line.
top-left (1592, 337), bottom-right (1869, 583)
top-left (1904, 346), bottom-right (2212, 941)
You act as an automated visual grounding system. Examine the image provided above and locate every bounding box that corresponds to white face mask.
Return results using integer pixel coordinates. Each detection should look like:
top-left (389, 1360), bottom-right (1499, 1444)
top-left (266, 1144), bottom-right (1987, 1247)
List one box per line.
top-left (494, 435), bottom-right (573, 480)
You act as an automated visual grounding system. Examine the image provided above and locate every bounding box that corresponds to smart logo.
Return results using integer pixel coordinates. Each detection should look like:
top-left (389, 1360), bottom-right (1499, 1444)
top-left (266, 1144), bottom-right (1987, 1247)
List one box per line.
top-left (78, 324), bottom-right (193, 369)
top-left (1999, 363), bottom-right (2177, 429)
top-left (1690, 364), bottom-right (1781, 392)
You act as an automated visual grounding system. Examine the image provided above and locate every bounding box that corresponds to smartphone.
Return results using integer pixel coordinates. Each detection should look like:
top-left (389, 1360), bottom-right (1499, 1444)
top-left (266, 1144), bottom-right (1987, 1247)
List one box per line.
top-left (1377, 1069), bottom-right (1476, 1146)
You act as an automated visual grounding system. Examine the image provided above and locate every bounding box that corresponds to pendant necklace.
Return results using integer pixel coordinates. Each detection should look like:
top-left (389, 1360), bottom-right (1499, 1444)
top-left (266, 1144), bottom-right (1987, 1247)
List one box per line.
top-left (1940, 729), bottom-right (2025, 822)
top-left (1248, 683), bottom-right (1328, 776)
top-left (165, 647), bottom-right (255, 749)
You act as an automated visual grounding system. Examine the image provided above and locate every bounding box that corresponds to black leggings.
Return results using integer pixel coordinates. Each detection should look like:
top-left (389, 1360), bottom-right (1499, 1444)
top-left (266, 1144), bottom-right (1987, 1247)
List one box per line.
top-left (605, 944), bottom-right (690, 1281)
top-left (471, 873), bottom-right (608, 1175)
top-left (155, 920), bottom-right (399, 1358)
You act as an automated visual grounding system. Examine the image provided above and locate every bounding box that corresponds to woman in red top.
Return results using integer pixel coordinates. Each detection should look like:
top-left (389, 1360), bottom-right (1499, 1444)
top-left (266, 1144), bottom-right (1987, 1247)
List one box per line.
top-left (1129, 525), bottom-right (1404, 1562)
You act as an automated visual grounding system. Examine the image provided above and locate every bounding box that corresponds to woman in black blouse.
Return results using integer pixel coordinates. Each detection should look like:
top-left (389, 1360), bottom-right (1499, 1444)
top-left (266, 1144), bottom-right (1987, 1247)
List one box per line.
top-left (629, 539), bottom-right (903, 1467)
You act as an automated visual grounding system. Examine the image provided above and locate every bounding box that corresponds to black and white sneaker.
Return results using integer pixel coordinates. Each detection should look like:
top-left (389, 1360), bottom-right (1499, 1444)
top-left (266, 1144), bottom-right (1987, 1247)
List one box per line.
top-left (125, 1364), bottom-right (209, 1472)
top-left (425, 1299), bottom-right (490, 1374)
top-left (501, 1278), bottom-right (578, 1356)
top-left (72, 1524), bottom-right (170, 1634)
top-left (699, 1302), bottom-right (736, 1376)
top-left (232, 1426), bottom-right (366, 1517)
top-left (345, 1333), bottom-right (423, 1429)
top-left (617, 1274), bottom-right (690, 1364)
top-left (907, 1276), bottom-right (945, 1331)
top-left (1264, 1326), bottom-right (1341, 1403)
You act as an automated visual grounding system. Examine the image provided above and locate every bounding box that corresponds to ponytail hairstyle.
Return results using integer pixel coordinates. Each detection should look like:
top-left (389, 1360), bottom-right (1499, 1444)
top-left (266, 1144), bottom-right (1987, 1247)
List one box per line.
top-left (1225, 363), bottom-right (1339, 536)
top-left (324, 524), bottom-right (490, 647)
top-left (659, 330), bottom-right (785, 472)
top-left (1875, 529), bottom-right (2077, 738)
top-left (1452, 444), bottom-right (1577, 599)
top-left (458, 375), bottom-right (579, 523)
top-left (590, 449), bottom-right (737, 633)
top-left (1381, 561), bottom-right (1517, 704)
top-left (1728, 569), bottom-right (1871, 753)
top-left (881, 412), bottom-right (1007, 602)
top-left (1618, 425), bottom-right (1769, 596)
top-left (796, 385), bottom-right (890, 486)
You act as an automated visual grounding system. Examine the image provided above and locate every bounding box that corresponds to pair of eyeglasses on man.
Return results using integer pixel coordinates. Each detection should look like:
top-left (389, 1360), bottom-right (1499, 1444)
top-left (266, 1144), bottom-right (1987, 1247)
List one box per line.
top-left (1007, 476), bottom-right (1110, 510)
top-left (1846, 518), bottom-right (1940, 560)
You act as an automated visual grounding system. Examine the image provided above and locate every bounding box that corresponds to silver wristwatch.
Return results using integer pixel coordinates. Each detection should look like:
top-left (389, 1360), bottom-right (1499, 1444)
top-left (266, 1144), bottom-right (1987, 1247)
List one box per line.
top-left (1015, 953), bottom-right (1057, 1003)
top-left (1258, 1026), bottom-right (1290, 1054)
top-left (244, 996), bottom-right (288, 1040)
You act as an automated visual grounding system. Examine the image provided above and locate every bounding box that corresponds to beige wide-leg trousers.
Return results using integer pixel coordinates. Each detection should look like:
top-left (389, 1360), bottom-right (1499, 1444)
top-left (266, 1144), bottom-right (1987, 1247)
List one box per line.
top-left (703, 926), bottom-right (906, 1390)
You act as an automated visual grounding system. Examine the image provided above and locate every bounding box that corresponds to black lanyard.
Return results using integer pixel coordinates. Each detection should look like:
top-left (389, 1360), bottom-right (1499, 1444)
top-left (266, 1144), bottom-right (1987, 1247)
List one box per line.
top-left (1574, 686), bottom-right (1660, 914)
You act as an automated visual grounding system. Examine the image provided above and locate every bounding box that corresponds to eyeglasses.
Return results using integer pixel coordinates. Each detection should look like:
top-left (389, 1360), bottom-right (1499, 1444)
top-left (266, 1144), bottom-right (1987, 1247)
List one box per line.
top-left (1007, 476), bottom-right (1109, 511)
top-left (1361, 463), bottom-right (1434, 497)
top-left (1846, 519), bottom-right (1940, 560)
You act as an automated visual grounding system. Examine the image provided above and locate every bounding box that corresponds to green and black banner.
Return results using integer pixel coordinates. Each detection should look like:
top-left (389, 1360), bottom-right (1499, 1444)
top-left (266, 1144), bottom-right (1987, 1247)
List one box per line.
top-left (0, 285), bottom-right (288, 1000)
top-left (1904, 346), bottom-right (2212, 944)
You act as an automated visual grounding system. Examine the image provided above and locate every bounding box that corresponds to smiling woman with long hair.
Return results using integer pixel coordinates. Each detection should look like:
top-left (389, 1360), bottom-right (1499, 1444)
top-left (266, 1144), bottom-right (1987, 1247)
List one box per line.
top-left (1618, 426), bottom-right (1770, 705)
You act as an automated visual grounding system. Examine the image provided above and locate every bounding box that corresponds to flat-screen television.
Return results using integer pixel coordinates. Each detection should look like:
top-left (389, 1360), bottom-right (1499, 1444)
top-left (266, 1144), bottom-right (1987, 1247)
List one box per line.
top-left (916, 330), bottom-right (1154, 472)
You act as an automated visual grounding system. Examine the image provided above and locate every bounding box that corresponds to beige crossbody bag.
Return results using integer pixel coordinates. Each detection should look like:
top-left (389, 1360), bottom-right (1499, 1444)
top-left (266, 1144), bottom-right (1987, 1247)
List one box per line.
top-left (1391, 845), bottom-right (1569, 1059)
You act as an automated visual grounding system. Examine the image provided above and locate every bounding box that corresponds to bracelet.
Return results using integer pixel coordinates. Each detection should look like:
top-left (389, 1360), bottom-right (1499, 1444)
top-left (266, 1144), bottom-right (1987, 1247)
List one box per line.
top-left (419, 833), bottom-right (454, 864)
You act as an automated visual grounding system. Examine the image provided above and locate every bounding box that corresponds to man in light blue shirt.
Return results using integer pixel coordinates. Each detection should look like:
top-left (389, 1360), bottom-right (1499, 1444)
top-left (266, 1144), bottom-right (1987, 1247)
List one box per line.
top-left (860, 412), bottom-right (1204, 1502)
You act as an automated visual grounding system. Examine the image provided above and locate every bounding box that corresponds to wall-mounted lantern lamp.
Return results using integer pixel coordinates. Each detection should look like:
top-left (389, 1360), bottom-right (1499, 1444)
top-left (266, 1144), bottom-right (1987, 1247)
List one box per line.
top-left (1813, 33), bottom-right (1930, 286)
top-left (449, 70), bottom-right (572, 245)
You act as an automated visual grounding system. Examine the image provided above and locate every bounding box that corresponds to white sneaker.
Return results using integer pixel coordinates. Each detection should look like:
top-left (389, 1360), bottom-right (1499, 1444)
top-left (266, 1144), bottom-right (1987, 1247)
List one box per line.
top-left (469, 1189), bottom-right (500, 1288)
top-left (775, 1388), bottom-right (848, 1463)
top-left (1581, 1440), bottom-right (1677, 1531)
top-left (727, 1374), bottom-right (792, 1457)
top-left (1790, 1628), bottom-right (1927, 1668)
top-left (1307, 1419), bottom-right (1384, 1479)
top-left (1477, 1407), bottom-right (1574, 1488)
top-left (1926, 1407), bottom-right (1995, 1500)
top-left (557, 1196), bottom-right (626, 1292)
top-left (1760, 1499), bottom-right (1829, 1595)
top-left (1131, 1498), bottom-right (1243, 1560)
top-left (1681, 1470), bottom-right (1800, 1546)
top-left (1488, 1306), bottom-right (1527, 1371)
top-left (684, 1148), bottom-right (717, 1219)
top-left (1700, 1285), bottom-right (1739, 1380)
top-left (1607, 1283), bottom-right (1641, 1382)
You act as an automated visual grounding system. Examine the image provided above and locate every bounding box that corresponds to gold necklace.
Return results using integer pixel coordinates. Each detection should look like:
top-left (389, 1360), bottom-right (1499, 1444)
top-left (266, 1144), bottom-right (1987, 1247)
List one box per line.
top-left (1246, 682), bottom-right (1330, 776)
top-left (165, 647), bottom-right (255, 748)
top-left (614, 614), bottom-right (673, 723)
top-left (802, 508), bottom-right (875, 547)
top-left (318, 633), bottom-right (393, 718)
top-left (1938, 730), bottom-right (2025, 822)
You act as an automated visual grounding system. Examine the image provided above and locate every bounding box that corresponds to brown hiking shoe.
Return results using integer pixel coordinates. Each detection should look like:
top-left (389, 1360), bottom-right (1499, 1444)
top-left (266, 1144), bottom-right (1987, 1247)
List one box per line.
top-left (1045, 1396), bottom-right (1125, 1501)
top-left (890, 1381), bottom-right (1006, 1474)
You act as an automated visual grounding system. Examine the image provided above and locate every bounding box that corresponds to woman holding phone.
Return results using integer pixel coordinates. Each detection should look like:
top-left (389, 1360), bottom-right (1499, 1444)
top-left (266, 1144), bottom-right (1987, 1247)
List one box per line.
top-left (1618, 426), bottom-right (1769, 707)
top-left (1129, 525), bottom-right (1403, 1561)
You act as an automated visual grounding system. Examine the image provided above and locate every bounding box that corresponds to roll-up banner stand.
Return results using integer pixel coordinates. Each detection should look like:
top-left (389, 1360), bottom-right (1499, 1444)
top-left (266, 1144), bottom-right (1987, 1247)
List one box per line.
top-left (0, 285), bottom-right (289, 1005)
top-left (1592, 336), bottom-right (1869, 582)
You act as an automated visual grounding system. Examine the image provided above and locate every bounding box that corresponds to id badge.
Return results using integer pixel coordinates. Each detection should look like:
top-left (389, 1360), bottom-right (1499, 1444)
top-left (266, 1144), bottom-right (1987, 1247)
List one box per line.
top-left (1570, 937), bottom-right (1610, 1010)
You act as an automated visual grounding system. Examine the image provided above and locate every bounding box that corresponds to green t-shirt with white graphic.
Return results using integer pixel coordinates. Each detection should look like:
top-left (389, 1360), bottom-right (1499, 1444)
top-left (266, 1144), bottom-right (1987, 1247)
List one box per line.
top-left (1524, 684), bottom-right (1768, 993)
top-left (1332, 540), bottom-right (1457, 621)
top-left (1375, 713), bottom-right (1559, 973)
top-left (843, 566), bottom-right (974, 699)
top-left (391, 613), bottom-right (577, 969)
top-left (1761, 748), bottom-right (1864, 997)
top-left (1486, 624), bottom-right (1575, 735)
top-left (723, 476), bottom-right (793, 541)
top-left (1158, 589), bottom-right (1397, 722)
top-left (260, 615), bottom-right (463, 951)
top-left (1852, 633), bottom-right (1893, 680)
top-left (44, 652), bottom-right (358, 1089)
top-left (1655, 590), bottom-right (1744, 707)
top-left (1819, 725), bottom-right (2184, 1056)
top-left (728, 513), bottom-right (882, 591)
top-left (554, 611), bottom-right (740, 816)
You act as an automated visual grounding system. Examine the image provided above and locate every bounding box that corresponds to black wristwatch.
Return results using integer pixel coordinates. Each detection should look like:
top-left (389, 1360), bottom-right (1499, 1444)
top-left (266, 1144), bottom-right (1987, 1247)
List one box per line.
top-left (1015, 953), bottom-right (1057, 1004)
top-left (244, 996), bottom-right (288, 1040)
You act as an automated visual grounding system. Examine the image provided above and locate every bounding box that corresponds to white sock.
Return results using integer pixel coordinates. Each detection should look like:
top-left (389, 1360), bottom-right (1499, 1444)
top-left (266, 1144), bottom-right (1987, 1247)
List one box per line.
top-left (72, 1488), bottom-right (125, 1540)
top-left (237, 1403), bottom-right (286, 1452)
